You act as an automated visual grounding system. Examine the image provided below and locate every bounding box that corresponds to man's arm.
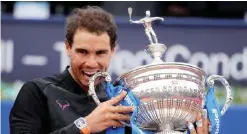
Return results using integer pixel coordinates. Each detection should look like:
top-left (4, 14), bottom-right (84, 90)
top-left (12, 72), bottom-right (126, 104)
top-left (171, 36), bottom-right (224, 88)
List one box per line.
top-left (150, 17), bottom-right (164, 21)
top-left (130, 18), bottom-right (144, 24)
top-left (9, 81), bottom-right (80, 134)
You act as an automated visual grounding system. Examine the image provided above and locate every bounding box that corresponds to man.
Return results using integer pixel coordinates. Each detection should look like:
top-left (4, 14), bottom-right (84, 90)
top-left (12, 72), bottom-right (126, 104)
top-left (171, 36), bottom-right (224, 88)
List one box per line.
top-left (10, 6), bottom-right (133, 134)
top-left (130, 10), bottom-right (164, 44)
top-left (10, 6), bottom-right (210, 134)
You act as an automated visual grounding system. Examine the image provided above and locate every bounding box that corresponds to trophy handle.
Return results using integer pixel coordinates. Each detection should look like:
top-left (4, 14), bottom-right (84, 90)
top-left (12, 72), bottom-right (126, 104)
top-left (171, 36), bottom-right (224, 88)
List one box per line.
top-left (206, 75), bottom-right (233, 115)
top-left (88, 72), bottom-right (112, 105)
top-left (89, 73), bottom-right (131, 127)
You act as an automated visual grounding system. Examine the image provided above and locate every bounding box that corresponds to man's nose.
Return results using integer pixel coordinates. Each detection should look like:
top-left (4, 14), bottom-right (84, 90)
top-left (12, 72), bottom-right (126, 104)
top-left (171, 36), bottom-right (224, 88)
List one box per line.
top-left (85, 55), bottom-right (98, 68)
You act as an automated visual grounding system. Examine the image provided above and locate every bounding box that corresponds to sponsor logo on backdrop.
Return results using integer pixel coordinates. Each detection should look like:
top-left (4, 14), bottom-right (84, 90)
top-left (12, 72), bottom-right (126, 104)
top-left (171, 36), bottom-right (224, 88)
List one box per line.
top-left (108, 44), bottom-right (247, 81)
top-left (1, 39), bottom-right (14, 73)
top-left (165, 44), bottom-right (247, 80)
top-left (2, 40), bottom-right (246, 81)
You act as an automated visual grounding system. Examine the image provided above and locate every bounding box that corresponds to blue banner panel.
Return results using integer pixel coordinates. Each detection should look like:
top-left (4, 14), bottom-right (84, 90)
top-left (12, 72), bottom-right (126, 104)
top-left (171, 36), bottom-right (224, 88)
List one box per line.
top-left (2, 17), bottom-right (247, 84)
top-left (1, 16), bottom-right (247, 134)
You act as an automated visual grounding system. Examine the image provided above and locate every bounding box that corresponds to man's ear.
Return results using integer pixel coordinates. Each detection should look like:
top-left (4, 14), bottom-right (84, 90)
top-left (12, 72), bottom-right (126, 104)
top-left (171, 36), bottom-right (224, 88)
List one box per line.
top-left (65, 40), bottom-right (72, 57)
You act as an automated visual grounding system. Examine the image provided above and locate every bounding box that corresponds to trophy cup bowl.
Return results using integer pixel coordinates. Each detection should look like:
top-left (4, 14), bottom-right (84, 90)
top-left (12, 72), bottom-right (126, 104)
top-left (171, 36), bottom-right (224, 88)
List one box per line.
top-left (114, 62), bottom-right (206, 133)
top-left (88, 8), bottom-right (233, 134)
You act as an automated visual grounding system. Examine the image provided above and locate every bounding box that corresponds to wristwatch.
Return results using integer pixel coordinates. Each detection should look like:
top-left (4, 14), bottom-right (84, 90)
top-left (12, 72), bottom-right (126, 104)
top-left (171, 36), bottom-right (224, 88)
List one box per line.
top-left (74, 117), bottom-right (90, 134)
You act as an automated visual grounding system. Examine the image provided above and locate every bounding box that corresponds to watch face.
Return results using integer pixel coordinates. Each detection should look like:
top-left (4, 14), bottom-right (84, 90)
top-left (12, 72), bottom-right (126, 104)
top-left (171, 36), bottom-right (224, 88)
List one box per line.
top-left (74, 118), bottom-right (87, 129)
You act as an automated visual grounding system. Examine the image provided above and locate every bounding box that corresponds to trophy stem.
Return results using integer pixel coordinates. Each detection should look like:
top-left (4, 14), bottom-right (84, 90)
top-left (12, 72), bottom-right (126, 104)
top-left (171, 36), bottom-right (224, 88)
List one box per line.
top-left (154, 130), bottom-right (184, 134)
top-left (159, 123), bottom-right (174, 131)
top-left (154, 123), bottom-right (184, 134)
top-left (145, 44), bottom-right (167, 64)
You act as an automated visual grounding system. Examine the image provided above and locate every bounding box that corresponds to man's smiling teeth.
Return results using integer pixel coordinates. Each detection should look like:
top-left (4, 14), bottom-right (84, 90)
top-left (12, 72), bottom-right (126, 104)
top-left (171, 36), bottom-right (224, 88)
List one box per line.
top-left (85, 72), bottom-right (97, 75)
top-left (83, 71), bottom-right (99, 76)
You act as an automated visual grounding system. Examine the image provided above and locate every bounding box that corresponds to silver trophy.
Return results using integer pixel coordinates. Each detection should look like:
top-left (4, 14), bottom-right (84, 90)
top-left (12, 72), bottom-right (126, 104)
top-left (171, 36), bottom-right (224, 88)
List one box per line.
top-left (88, 8), bottom-right (233, 134)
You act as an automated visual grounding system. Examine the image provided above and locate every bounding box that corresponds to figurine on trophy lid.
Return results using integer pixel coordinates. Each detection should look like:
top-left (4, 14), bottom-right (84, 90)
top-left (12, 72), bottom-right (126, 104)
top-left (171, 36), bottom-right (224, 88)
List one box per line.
top-left (128, 7), bottom-right (167, 64)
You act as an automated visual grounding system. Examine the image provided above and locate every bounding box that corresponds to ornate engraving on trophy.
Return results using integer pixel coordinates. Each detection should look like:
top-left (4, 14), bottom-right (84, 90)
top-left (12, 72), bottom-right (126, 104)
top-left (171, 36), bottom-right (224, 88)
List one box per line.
top-left (134, 97), bottom-right (202, 131)
top-left (165, 73), bottom-right (172, 79)
top-left (133, 84), bottom-right (204, 104)
top-left (171, 80), bottom-right (178, 84)
top-left (176, 73), bottom-right (183, 79)
top-left (154, 74), bottom-right (161, 80)
top-left (128, 73), bottom-right (203, 89)
top-left (143, 76), bottom-right (150, 82)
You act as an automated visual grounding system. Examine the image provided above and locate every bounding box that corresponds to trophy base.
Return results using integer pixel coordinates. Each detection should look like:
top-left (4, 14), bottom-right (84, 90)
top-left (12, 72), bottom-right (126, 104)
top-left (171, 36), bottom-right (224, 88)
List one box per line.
top-left (154, 130), bottom-right (185, 134)
top-left (139, 123), bottom-right (186, 134)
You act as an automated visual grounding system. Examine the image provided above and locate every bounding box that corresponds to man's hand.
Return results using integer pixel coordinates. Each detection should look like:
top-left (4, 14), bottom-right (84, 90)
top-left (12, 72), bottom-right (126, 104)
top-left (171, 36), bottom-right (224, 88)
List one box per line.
top-left (187, 109), bottom-right (211, 134)
top-left (85, 90), bottom-right (134, 133)
top-left (160, 18), bottom-right (164, 21)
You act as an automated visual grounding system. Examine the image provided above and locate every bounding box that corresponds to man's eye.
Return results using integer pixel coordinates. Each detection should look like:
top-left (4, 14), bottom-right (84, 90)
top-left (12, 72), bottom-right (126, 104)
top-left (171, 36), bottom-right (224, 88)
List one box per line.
top-left (96, 51), bottom-right (107, 55)
top-left (78, 50), bottom-right (87, 54)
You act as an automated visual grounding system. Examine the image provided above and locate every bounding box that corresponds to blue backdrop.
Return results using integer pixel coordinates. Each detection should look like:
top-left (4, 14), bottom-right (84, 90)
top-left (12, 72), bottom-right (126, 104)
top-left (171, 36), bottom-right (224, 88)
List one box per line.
top-left (1, 15), bottom-right (247, 134)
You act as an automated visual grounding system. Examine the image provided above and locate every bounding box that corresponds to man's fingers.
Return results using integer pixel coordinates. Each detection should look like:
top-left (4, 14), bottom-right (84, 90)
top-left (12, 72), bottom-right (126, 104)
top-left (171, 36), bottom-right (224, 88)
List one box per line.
top-left (202, 109), bottom-right (209, 134)
top-left (109, 105), bottom-right (134, 113)
top-left (106, 113), bottom-right (131, 121)
top-left (187, 122), bottom-right (197, 134)
top-left (105, 120), bottom-right (124, 128)
top-left (196, 113), bottom-right (203, 134)
top-left (208, 122), bottom-right (212, 132)
top-left (107, 90), bottom-right (127, 105)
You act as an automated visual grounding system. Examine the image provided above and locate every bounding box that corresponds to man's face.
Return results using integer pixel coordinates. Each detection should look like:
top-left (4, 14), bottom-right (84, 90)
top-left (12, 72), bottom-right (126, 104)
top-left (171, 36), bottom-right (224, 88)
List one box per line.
top-left (66, 28), bottom-right (115, 89)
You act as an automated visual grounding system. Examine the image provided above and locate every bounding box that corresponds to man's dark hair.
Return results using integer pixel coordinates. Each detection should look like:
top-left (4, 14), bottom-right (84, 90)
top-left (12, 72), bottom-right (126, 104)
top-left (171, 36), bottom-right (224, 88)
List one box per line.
top-left (65, 6), bottom-right (117, 49)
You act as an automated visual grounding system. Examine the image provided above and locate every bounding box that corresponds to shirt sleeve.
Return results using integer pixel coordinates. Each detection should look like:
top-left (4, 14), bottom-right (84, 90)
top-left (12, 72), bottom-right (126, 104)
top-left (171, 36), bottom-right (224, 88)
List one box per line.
top-left (9, 81), bottom-right (80, 134)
